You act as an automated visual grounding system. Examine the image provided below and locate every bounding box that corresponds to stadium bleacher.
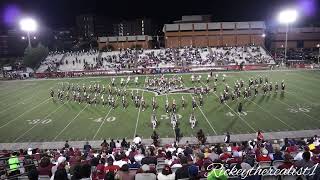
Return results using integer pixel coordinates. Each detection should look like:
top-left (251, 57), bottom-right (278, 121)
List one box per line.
top-left (0, 135), bottom-right (319, 180)
top-left (36, 46), bottom-right (275, 73)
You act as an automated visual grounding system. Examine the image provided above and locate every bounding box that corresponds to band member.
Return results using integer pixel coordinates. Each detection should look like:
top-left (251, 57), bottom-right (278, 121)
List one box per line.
top-left (134, 76), bottom-right (139, 85)
top-left (122, 96), bottom-right (126, 109)
top-left (220, 93), bottom-right (224, 104)
top-left (134, 95), bottom-right (139, 108)
top-left (181, 96), bottom-right (185, 110)
top-left (192, 97), bottom-right (197, 110)
top-left (165, 99), bottom-right (170, 113)
top-left (50, 89), bottom-right (54, 98)
top-left (275, 82), bottom-right (279, 92)
top-left (101, 94), bottom-right (105, 106)
top-left (281, 80), bottom-right (285, 91)
top-left (151, 112), bottom-right (157, 130)
top-left (189, 112), bottom-right (196, 129)
top-left (111, 77), bottom-right (115, 86)
top-left (141, 96), bottom-right (146, 111)
top-left (199, 95), bottom-right (203, 106)
top-left (172, 99), bottom-right (177, 113)
top-left (238, 102), bottom-right (243, 113)
top-left (111, 96), bottom-right (115, 109)
top-left (152, 97), bottom-right (157, 110)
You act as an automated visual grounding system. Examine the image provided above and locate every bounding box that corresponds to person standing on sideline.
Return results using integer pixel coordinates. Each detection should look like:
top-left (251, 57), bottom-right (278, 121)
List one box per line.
top-left (174, 126), bottom-right (181, 143)
top-left (238, 102), bottom-right (243, 114)
top-left (224, 132), bottom-right (230, 143)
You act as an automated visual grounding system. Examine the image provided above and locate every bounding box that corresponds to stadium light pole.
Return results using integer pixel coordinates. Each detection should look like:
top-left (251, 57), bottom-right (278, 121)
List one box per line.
top-left (278, 9), bottom-right (297, 66)
top-left (317, 44), bottom-right (320, 65)
top-left (19, 17), bottom-right (37, 48)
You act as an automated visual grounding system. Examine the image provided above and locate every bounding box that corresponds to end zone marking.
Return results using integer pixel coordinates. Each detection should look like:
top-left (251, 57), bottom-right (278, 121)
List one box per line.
top-left (0, 97), bottom-right (52, 129)
top-left (53, 104), bottom-right (88, 141)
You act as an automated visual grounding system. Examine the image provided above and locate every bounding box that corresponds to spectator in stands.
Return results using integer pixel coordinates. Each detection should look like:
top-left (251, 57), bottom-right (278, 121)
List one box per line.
top-left (53, 168), bottom-right (69, 180)
top-left (135, 164), bottom-right (157, 180)
top-left (272, 148), bottom-right (284, 161)
top-left (257, 130), bottom-right (264, 141)
top-left (188, 165), bottom-right (200, 180)
top-left (116, 140), bottom-right (121, 148)
top-left (65, 140), bottom-right (70, 149)
top-left (295, 146), bottom-right (313, 161)
top-left (79, 164), bottom-right (91, 180)
top-left (224, 132), bottom-right (230, 143)
top-left (110, 139), bottom-right (116, 150)
top-left (27, 168), bottom-right (38, 180)
top-left (133, 135), bottom-right (142, 144)
top-left (278, 154), bottom-right (294, 169)
top-left (115, 164), bottom-right (135, 180)
top-left (256, 148), bottom-right (271, 162)
top-left (71, 165), bottom-right (81, 180)
top-left (83, 142), bottom-right (91, 154)
top-left (95, 157), bottom-right (106, 179)
top-left (295, 151), bottom-right (315, 169)
top-left (121, 138), bottom-right (129, 148)
top-left (37, 156), bottom-right (53, 177)
top-left (104, 157), bottom-right (120, 173)
top-left (157, 165), bottom-right (175, 180)
top-left (128, 157), bottom-right (141, 169)
top-left (8, 152), bottom-right (20, 178)
top-left (101, 140), bottom-right (108, 149)
top-left (174, 156), bottom-right (190, 180)
top-left (51, 156), bottom-right (66, 177)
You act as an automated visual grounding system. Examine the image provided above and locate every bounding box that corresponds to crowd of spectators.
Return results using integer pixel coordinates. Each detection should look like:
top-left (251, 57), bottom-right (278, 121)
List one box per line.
top-left (1, 134), bottom-right (320, 180)
top-left (36, 46), bottom-right (275, 73)
top-left (272, 48), bottom-right (319, 63)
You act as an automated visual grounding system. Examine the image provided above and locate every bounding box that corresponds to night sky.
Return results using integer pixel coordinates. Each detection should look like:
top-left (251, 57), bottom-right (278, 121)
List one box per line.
top-left (0, 0), bottom-right (319, 30)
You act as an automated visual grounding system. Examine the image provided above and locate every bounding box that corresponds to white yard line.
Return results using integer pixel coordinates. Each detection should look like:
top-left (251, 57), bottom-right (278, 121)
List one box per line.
top-left (0, 95), bottom-right (36, 114)
top-left (249, 100), bottom-right (295, 130)
top-left (53, 104), bottom-right (88, 141)
top-left (0, 97), bottom-right (52, 129)
top-left (275, 99), bottom-right (320, 122)
top-left (93, 82), bottom-right (123, 140)
top-left (14, 101), bottom-right (68, 142)
top-left (212, 92), bottom-right (256, 132)
top-left (186, 82), bottom-right (217, 135)
top-left (133, 90), bottom-right (144, 138)
top-left (92, 103), bottom-right (116, 140)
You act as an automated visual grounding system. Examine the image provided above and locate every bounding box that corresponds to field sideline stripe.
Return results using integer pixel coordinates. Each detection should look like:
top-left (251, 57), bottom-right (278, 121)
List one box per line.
top-left (133, 90), bottom-right (145, 138)
top-left (212, 92), bottom-right (256, 132)
top-left (53, 104), bottom-right (88, 141)
top-left (13, 101), bottom-right (68, 142)
top-left (0, 97), bottom-right (52, 129)
top-left (9, 69), bottom-right (319, 83)
top-left (249, 100), bottom-right (295, 130)
top-left (275, 98), bottom-right (320, 123)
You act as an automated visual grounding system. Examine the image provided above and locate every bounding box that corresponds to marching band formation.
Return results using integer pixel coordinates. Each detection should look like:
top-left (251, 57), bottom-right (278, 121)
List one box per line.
top-left (50, 73), bottom-right (285, 131)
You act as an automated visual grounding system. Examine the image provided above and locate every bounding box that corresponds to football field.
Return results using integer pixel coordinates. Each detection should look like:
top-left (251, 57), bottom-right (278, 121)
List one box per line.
top-left (0, 69), bottom-right (320, 143)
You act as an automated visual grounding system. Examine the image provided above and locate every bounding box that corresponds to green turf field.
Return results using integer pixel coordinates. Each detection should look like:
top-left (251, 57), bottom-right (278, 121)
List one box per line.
top-left (0, 70), bottom-right (319, 143)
